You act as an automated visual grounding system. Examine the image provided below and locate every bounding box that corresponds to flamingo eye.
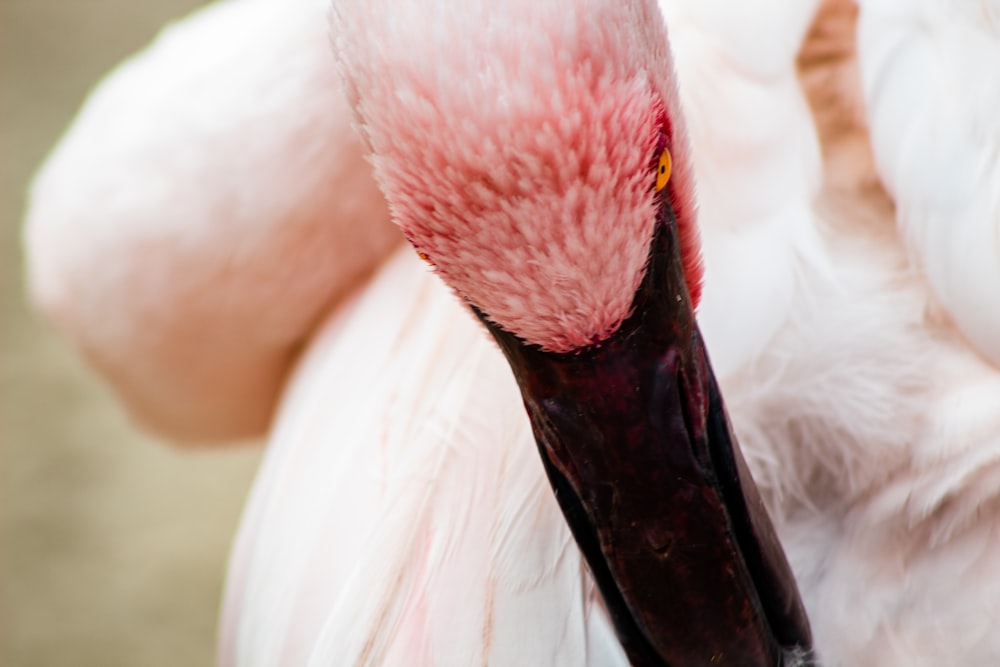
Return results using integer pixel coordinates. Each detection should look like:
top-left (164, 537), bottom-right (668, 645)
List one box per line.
top-left (655, 148), bottom-right (672, 192)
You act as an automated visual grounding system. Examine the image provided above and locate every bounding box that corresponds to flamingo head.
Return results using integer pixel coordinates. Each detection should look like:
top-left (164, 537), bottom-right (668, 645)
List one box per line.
top-left (334, 0), bottom-right (812, 664)
top-left (333, 0), bottom-right (701, 352)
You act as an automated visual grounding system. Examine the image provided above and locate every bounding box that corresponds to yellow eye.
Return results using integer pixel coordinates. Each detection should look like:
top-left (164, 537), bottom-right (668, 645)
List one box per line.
top-left (655, 148), bottom-right (672, 192)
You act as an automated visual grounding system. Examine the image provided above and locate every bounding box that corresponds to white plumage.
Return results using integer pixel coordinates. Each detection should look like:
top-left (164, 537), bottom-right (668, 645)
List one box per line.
top-left (858, 0), bottom-right (1000, 369)
top-left (23, 0), bottom-right (1000, 665)
top-left (220, 247), bottom-right (626, 665)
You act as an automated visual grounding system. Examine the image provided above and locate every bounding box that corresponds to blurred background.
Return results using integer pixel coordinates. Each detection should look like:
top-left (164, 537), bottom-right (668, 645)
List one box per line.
top-left (1, 1), bottom-right (263, 665)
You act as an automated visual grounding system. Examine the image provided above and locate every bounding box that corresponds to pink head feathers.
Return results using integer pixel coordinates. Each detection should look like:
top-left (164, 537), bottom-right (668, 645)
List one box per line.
top-left (333, 0), bottom-right (701, 352)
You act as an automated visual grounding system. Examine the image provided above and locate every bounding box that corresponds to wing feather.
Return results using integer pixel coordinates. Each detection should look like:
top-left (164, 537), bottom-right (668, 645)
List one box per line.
top-left (220, 249), bottom-right (626, 666)
top-left (23, 0), bottom-right (400, 440)
top-left (857, 0), bottom-right (1000, 368)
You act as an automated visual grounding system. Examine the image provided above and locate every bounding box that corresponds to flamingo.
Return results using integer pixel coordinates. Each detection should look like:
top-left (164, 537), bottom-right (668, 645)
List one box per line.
top-left (22, 0), bottom-right (1000, 664)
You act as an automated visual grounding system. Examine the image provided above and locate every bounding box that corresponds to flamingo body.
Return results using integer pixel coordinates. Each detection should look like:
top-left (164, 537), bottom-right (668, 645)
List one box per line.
top-left (22, 0), bottom-right (1000, 664)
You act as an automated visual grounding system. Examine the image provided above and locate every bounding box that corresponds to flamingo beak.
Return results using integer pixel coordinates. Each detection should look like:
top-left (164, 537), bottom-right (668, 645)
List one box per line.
top-left (472, 206), bottom-right (814, 666)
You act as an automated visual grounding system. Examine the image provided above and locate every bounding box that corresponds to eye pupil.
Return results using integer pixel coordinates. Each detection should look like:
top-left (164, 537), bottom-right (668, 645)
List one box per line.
top-left (655, 148), bottom-right (672, 193)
